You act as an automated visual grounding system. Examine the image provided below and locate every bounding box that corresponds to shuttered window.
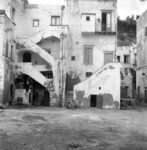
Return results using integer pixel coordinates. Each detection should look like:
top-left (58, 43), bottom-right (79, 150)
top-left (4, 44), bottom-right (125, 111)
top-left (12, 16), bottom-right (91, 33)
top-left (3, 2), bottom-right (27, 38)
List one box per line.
top-left (145, 27), bottom-right (147, 36)
top-left (104, 52), bottom-right (113, 65)
top-left (84, 46), bottom-right (93, 65)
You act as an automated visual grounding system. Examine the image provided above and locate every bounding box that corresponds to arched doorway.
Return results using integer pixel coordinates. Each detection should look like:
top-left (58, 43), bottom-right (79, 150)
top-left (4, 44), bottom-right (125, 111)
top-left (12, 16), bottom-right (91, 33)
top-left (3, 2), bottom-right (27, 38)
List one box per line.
top-left (10, 84), bottom-right (13, 105)
top-left (23, 52), bottom-right (31, 62)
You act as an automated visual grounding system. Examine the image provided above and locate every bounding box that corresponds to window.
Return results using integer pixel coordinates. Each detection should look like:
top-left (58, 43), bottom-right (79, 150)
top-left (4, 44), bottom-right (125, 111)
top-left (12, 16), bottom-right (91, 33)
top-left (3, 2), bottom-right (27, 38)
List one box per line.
top-left (10, 45), bottom-right (14, 61)
top-left (145, 27), bottom-right (147, 36)
top-left (71, 56), bottom-right (75, 61)
top-left (124, 55), bottom-right (130, 63)
top-left (33, 19), bottom-right (39, 27)
top-left (11, 8), bottom-right (15, 22)
top-left (86, 16), bottom-right (90, 21)
top-left (86, 72), bottom-right (92, 77)
top-left (117, 56), bottom-right (120, 62)
top-left (5, 42), bottom-right (9, 57)
top-left (83, 46), bottom-right (93, 65)
top-left (104, 52), bottom-right (113, 65)
top-left (51, 16), bottom-right (60, 26)
top-left (102, 12), bottom-right (112, 32)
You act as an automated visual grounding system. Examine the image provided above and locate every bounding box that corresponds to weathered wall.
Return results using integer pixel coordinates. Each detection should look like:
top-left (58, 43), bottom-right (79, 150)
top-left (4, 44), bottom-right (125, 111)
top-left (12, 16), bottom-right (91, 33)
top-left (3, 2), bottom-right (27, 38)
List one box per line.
top-left (137, 10), bottom-right (147, 101)
top-left (74, 63), bottom-right (120, 109)
top-left (0, 14), bottom-right (16, 107)
top-left (66, 0), bottom-right (117, 92)
top-left (116, 46), bottom-right (137, 67)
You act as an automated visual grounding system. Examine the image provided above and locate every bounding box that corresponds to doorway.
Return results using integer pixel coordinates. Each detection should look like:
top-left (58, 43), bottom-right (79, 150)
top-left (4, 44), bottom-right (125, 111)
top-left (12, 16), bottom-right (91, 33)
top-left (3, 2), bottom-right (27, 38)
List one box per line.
top-left (144, 89), bottom-right (147, 103)
top-left (10, 84), bottom-right (13, 105)
top-left (90, 95), bottom-right (97, 107)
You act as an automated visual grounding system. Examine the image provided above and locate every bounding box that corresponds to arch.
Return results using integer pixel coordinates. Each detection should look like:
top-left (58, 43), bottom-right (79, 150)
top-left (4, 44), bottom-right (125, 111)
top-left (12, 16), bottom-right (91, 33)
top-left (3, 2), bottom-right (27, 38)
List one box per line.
top-left (23, 52), bottom-right (32, 62)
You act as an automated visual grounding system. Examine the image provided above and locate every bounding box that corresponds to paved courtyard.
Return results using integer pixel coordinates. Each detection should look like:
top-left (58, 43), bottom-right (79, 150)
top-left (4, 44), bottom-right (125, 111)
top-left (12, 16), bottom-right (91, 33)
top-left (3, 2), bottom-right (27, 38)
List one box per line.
top-left (0, 106), bottom-right (147, 150)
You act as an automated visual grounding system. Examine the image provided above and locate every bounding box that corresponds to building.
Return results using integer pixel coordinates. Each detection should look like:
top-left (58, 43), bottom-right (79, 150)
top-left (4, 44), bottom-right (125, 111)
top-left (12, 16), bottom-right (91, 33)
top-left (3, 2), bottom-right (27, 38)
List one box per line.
top-left (116, 45), bottom-right (137, 100)
top-left (137, 10), bottom-right (147, 103)
top-left (0, 0), bottom-right (117, 108)
top-left (116, 45), bottom-right (137, 68)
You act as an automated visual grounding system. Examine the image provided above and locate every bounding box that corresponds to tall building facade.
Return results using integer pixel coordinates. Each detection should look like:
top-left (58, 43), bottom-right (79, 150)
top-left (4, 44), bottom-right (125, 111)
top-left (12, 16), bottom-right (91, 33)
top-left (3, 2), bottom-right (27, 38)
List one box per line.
top-left (0, 0), bottom-right (117, 108)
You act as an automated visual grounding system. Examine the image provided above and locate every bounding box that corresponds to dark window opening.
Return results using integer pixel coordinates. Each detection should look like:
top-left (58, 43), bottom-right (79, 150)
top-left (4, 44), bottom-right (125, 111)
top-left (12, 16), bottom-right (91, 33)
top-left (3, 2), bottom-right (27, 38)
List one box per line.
top-left (86, 16), bottom-right (90, 21)
top-left (124, 55), bottom-right (130, 64)
top-left (102, 12), bottom-right (111, 32)
top-left (71, 56), bottom-right (75, 61)
top-left (86, 72), bottom-right (92, 77)
top-left (23, 52), bottom-right (31, 62)
top-left (33, 19), bottom-right (39, 27)
top-left (117, 56), bottom-right (120, 62)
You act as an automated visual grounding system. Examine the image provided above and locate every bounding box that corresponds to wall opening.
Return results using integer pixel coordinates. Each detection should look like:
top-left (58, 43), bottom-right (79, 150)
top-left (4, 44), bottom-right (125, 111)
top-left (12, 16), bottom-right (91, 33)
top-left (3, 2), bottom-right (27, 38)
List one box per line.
top-left (23, 52), bottom-right (32, 62)
top-left (90, 95), bottom-right (97, 107)
top-left (9, 84), bottom-right (13, 105)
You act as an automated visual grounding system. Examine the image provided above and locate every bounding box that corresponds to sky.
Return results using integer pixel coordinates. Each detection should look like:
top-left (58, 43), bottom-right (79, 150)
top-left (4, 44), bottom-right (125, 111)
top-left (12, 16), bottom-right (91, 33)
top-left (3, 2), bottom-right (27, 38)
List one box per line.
top-left (29, 0), bottom-right (147, 19)
top-left (118, 0), bottom-right (147, 19)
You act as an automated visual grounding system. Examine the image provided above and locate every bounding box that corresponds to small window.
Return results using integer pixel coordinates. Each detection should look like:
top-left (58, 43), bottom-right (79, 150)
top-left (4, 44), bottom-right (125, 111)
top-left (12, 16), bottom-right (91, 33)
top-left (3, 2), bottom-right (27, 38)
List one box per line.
top-left (124, 55), bottom-right (130, 63)
top-left (86, 16), bottom-right (90, 21)
top-left (10, 45), bottom-right (14, 61)
top-left (33, 19), bottom-right (39, 27)
top-left (11, 8), bottom-right (15, 22)
top-left (51, 16), bottom-right (60, 26)
top-left (145, 27), bottom-right (147, 36)
top-left (71, 56), bottom-right (75, 61)
top-left (86, 72), bottom-right (92, 77)
top-left (117, 56), bottom-right (120, 62)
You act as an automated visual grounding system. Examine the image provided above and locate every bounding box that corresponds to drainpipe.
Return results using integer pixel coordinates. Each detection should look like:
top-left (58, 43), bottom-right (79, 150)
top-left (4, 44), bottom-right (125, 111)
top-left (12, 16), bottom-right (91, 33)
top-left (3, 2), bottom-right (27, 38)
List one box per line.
top-left (114, 1), bottom-right (117, 63)
top-left (60, 5), bottom-right (65, 107)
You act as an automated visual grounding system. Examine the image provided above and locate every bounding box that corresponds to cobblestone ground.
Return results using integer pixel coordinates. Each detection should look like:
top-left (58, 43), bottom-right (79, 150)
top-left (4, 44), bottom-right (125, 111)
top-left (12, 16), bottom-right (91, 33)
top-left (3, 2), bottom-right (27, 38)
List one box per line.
top-left (0, 106), bottom-right (147, 150)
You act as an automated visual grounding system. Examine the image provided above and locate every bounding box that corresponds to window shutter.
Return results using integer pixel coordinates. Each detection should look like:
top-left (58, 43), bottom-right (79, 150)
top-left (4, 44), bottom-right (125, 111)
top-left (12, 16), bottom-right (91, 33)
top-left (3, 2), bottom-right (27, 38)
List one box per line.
top-left (145, 27), bottom-right (147, 36)
top-left (88, 47), bottom-right (93, 64)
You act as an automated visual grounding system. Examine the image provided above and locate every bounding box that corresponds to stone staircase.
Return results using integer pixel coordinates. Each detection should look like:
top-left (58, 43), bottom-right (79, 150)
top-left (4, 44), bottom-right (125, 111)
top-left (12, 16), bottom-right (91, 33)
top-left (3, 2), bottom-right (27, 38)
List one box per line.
top-left (74, 63), bottom-right (121, 109)
top-left (14, 63), bottom-right (57, 105)
top-left (17, 38), bottom-right (59, 99)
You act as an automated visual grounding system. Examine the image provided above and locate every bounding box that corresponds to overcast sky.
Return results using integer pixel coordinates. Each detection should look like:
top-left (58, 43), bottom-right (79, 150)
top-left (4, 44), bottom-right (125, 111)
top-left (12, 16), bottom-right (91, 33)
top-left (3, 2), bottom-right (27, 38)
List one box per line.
top-left (29, 0), bottom-right (147, 19)
top-left (118, 0), bottom-right (147, 19)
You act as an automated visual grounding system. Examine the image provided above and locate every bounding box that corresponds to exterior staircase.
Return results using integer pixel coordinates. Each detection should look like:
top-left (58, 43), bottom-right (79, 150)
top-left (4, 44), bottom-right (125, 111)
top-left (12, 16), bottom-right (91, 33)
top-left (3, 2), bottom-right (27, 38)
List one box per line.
top-left (17, 39), bottom-right (59, 99)
top-left (14, 63), bottom-right (56, 103)
top-left (74, 63), bottom-right (121, 109)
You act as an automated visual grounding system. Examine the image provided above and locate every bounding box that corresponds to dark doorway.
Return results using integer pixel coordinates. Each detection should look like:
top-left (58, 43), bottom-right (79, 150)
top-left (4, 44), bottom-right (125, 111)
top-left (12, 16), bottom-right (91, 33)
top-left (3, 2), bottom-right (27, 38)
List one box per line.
top-left (90, 95), bottom-right (97, 107)
top-left (144, 89), bottom-right (147, 103)
top-left (23, 52), bottom-right (31, 62)
top-left (10, 84), bottom-right (13, 105)
top-left (102, 12), bottom-right (107, 31)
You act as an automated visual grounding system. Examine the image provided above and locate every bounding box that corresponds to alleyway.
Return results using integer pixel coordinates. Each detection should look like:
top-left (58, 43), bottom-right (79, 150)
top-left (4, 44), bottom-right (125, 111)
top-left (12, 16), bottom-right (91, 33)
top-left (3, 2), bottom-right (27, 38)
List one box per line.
top-left (0, 107), bottom-right (147, 150)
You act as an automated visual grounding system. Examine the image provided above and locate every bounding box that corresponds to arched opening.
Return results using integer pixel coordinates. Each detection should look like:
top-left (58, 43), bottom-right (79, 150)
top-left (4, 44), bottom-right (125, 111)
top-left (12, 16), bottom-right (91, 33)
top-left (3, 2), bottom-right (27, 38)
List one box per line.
top-left (23, 52), bottom-right (32, 62)
top-left (10, 84), bottom-right (13, 105)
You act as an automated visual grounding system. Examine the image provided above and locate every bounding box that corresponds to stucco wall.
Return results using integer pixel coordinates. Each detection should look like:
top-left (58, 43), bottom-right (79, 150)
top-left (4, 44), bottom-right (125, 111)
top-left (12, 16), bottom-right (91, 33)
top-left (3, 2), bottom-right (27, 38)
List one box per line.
top-left (137, 10), bottom-right (147, 102)
top-left (74, 63), bottom-right (120, 109)
top-left (66, 0), bottom-right (117, 91)
top-left (0, 14), bottom-right (15, 107)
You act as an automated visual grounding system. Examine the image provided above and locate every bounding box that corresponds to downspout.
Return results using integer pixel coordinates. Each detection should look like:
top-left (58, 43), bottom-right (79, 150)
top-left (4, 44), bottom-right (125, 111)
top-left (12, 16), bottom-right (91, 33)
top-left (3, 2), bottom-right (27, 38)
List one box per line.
top-left (60, 5), bottom-right (65, 107)
top-left (114, 0), bottom-right (117, 63)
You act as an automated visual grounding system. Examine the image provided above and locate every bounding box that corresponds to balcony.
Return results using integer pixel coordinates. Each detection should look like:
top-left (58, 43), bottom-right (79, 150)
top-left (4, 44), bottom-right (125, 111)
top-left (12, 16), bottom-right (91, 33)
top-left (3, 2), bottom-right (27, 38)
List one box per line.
top-left (81, 23), bottom-right (116, 35)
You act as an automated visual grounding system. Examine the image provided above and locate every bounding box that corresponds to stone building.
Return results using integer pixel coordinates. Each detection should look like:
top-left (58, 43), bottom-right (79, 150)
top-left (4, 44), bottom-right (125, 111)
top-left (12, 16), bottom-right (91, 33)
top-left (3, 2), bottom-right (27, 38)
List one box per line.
top-left (116, 45), bottom-right (137, 100)
top-left (0, 0), bottom-right (117, 108)
top-left (137, 10), bottom-right (147, 103)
